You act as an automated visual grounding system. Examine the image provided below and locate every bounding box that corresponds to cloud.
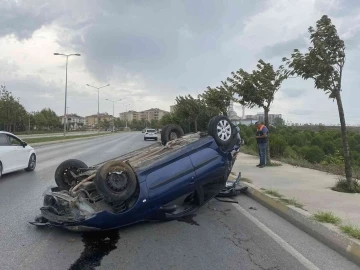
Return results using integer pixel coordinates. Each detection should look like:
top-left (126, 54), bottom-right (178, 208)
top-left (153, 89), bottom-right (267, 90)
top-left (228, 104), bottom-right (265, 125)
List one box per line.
top-left (258, 36), bottom-right (308, 59)
top-left (0, 0), bottom-right (63, 40)
top-left (0, 0), bottom-right (360, 125)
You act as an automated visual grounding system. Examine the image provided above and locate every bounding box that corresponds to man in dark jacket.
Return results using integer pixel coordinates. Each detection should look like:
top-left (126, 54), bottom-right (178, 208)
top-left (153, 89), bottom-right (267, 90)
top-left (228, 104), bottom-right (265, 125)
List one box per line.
top-left (255, 121), bottom-right (269, 168)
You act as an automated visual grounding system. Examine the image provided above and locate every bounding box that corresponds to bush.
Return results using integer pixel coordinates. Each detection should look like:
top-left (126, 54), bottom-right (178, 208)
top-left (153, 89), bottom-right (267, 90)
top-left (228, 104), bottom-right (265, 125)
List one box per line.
top-left (269, 134), bottom-right (288, 158)
top-left (304, 146), bottom-right (325, 163)
top-left (284, 146), bottom-right (299, 159)
top-left (322, 141), bottom-right (335, 155)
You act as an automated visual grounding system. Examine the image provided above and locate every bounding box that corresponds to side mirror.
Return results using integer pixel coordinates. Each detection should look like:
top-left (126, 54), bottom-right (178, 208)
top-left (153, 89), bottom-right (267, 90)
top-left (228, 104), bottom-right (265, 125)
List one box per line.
top-left (21, 141), bottom-right (28, 147)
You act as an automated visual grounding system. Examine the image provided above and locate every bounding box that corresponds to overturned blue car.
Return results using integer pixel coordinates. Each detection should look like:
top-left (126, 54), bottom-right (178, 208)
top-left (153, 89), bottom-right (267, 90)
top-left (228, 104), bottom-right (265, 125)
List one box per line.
top-left (31, 115), bottom-right (242, 231)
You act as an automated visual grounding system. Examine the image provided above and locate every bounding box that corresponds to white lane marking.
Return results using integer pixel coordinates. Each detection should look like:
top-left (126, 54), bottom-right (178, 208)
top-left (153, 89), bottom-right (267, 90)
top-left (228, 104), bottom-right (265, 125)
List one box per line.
top-left (232, 203), bottom-right (320, 270)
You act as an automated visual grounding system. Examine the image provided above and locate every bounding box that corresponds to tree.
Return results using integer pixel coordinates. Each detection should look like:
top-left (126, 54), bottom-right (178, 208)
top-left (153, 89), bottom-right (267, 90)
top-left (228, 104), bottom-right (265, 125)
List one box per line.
top-left (201, 81), bottom-right (232, 116)
top-left (282, 15), bottom-right (353, 185)
top-left (0, 85), bottom-right (28, 132)
top-left (227, 59), bottom-right (288, 163)
top-left (175, 95), bottom-right (205, 132)
top-left (272, 117), bottom-right (285, 127)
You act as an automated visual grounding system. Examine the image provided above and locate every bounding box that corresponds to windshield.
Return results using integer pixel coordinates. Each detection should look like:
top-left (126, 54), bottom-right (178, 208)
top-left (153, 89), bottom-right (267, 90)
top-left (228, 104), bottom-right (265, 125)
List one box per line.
top-left (147, 129), bottom-right (156, 132)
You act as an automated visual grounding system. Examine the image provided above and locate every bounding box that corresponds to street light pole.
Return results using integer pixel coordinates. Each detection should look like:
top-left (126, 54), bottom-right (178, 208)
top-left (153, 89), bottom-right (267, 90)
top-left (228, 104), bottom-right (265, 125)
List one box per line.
top-left (86, 84), bottom-right (110, 133)
top-left (121, 103), bottom-right (131, 128)
top-left (105, 99), bottom-right (122, 132)
top-left (54, 53), bottom-right (81, 136)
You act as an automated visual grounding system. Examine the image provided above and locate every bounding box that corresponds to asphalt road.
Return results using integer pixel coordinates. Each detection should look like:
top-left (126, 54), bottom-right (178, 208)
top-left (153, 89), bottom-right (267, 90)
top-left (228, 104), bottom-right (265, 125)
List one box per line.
top-left (0, 132), bottom-right (358, 270)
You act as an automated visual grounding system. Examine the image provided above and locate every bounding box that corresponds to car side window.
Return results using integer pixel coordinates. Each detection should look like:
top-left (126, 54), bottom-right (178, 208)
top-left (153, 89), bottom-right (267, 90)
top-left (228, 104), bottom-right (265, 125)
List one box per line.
top-left (0, 134), bottom-right (10, 146)
top-left (7, 135), bottom-right (22, 146)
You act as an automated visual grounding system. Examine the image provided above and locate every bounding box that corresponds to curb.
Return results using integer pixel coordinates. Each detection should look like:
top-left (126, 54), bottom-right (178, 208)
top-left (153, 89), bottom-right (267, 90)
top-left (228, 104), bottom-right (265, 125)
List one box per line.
top-left (242, 182), bottom-right (360, 267)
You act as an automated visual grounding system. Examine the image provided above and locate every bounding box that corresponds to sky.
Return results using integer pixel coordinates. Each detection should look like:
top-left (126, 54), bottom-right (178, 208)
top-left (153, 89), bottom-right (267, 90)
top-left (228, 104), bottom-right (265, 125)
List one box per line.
top-left (0, 0), bottom-right (360, 125)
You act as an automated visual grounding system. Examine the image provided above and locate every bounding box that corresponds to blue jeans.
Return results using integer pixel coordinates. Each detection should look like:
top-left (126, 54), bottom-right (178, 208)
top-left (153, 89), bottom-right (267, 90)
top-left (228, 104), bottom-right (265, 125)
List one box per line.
top-left (258, 143), bottom-right (267, 166)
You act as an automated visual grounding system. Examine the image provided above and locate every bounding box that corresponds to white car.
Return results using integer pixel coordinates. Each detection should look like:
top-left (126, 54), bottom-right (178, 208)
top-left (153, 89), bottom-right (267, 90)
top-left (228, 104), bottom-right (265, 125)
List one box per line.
top-left (144, 128), bottom-right (158, 141)
top-left (0, 131), bottom-right (36, 177)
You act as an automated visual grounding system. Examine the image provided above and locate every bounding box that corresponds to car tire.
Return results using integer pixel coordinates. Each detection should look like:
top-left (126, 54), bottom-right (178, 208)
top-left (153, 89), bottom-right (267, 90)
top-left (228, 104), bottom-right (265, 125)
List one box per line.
top-left (54, 159), bottom-right (88, 190)
top-left (94, 160), bottom-right (137, 203)
top-left (208, 115), bottom-right (234, 147)
top-left (161, 124), bottom-right (184, 145)
top-left (25, 154), bottom-right (36, 172)
top-left (207, 115), bottom-right (218, 134)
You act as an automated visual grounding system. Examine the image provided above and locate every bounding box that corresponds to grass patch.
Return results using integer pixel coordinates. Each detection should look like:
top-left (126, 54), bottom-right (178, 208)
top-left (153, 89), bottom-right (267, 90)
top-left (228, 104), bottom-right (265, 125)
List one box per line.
top-left (263, 189), bottom-right (304, 208)
top-left (24, 133), bottom-right (110, 144)
top-left (313, 211), bottom-right (341, 225)
top-left (266, 162), bottom-right (282, 167)
top-left (331, 178), bottom-right (360, 193)
top-left (264, 189), bottom-right (283, 198)
top-left (340, 225), bottom-right (360, 240)
top-left (280, 157), bottom-right (360, 180)
top-left (241, 177), bottom-right (252, 183)
top-left (279, 198), bottom-right (304, 208)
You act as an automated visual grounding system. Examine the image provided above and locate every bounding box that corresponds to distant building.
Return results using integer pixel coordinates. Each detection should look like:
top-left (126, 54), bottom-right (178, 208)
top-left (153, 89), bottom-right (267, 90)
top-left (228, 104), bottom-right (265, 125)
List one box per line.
top-left (119, 108), bottom-right (169, 122)
top-left (257, 113), bottom-right (283, 125)
top-left (239, 118), bottom-right (258, 126)
top-left (86, 113), bottom-right (112, 127)
top-left (119, 110), bottom-right (138, 123)
top-left (227, 101), bottom-right (241, 125)
top-left (60, 114), bottom-right (86, 130)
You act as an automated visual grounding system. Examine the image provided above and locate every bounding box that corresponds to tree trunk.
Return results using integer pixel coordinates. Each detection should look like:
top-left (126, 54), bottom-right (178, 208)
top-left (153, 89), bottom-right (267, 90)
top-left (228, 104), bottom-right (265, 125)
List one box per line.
top-left (264, 107), bottom-right (271, 164)
top-left (335, 90), bottom-right (353, 182)
top-left (194, 119), bottom-right (198, 132)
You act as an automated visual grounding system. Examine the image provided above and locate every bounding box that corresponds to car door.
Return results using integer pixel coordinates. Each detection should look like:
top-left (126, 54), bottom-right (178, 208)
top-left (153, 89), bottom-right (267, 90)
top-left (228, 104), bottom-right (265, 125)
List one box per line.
top-left (145, 154), bottom-right (196, 207)
top-left (0, 134), bottom-right (15, 173)
top-left (6, 134), bottom-right (28, 171)
top-left (189, 145), bottom-right (228, 203)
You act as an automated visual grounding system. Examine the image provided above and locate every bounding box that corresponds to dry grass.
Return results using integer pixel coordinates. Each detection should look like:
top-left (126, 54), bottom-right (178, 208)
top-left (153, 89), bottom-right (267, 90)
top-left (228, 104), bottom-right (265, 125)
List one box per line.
top-left (264, 189), bottom-right (283, 198)
top-left (241, 177), bottom-right (253, 183)
top-left (340, 225), bottom-right (360, 240)
top-left (312, 211), bottom-right (341, 225)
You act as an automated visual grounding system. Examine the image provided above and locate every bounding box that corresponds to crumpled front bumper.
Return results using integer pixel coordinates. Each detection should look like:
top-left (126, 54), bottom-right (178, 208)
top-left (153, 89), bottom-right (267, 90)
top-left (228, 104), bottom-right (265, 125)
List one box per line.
top-left (30, 186), bottom-right (100, 231)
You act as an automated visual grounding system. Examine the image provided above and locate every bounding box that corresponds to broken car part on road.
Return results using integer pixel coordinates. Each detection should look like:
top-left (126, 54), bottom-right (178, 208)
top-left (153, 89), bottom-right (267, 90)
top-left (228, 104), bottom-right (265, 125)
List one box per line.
top-left (30, 116), bottom-right (242, 232)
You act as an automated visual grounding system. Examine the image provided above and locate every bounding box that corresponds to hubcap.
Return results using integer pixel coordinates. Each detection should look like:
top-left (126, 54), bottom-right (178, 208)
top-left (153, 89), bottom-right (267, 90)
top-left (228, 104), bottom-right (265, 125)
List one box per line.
top-left (217, 120), bottom-right (231, 141)
top-left (106, 171), bottom-right (128, 192)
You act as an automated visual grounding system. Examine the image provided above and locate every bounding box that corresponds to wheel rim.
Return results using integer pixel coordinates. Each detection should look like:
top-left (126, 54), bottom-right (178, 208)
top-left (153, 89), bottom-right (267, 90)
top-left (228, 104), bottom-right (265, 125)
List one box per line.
top-left (217, 119), bottom-right (231, 141)
top-left (106, 171), bottom-right (128, 192)
top-left (29, 155), bottom-right (36, 169)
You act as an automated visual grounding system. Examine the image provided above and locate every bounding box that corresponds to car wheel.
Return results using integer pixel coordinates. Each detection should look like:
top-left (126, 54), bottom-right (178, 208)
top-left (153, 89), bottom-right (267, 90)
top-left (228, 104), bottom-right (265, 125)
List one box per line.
top-left (54, 159), bottom-right (88, 190)
top-left (94, 160), bottom-right (137, 203)
top-left (25, 154), bottom-right (36, 172)
top-left (208, 115), bottom-right (234, 147)
top-left (207, 115), bottom-right (218, 134)
top-left (161, 124), bottom-right (184, 145)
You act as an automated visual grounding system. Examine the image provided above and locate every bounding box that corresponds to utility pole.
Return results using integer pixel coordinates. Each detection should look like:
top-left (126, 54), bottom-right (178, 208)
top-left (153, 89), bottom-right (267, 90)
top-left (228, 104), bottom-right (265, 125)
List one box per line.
top-left (105, 99), bottom-right (122, 132)
top-left (86, 84), bottom-right (110, 133)
top-left (53, 53), bottom-right (81, 136)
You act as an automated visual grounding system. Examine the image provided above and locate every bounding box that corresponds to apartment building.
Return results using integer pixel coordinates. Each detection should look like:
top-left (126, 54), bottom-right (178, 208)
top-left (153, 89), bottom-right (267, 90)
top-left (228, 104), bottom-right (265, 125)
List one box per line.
top-left (86, 113), bottom-right (112, 126)
top-left (119, 108), bottom-right (169, 122)
top-left (60, 114), bottom-right (87, 130)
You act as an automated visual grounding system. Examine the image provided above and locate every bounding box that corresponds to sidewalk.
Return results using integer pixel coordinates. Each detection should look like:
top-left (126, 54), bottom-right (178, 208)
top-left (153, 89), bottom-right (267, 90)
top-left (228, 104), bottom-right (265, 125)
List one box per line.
top-left (232, 153), bottom-right (360, 226)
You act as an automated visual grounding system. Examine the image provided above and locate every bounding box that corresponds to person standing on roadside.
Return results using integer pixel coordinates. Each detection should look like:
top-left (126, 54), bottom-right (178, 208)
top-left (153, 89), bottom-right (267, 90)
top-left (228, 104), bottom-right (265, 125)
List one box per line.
top-left (255, 121), bottom-right (269, 168)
